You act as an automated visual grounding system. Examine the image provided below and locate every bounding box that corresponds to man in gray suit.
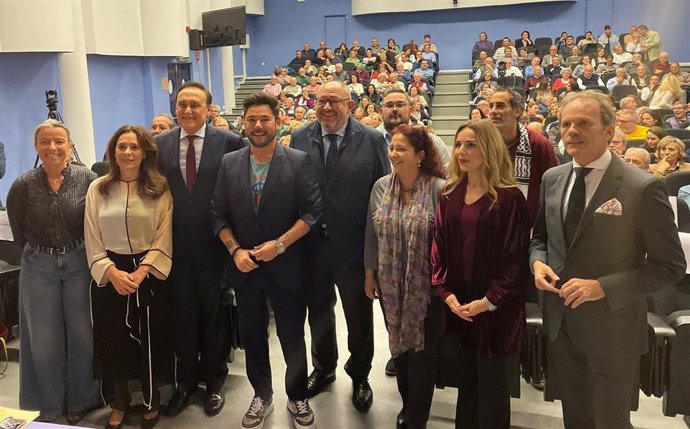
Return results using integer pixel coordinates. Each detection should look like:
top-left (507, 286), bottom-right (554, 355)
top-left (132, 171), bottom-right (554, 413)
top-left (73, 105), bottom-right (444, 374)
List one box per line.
top-left (529, 91), bottom-right (685, 428)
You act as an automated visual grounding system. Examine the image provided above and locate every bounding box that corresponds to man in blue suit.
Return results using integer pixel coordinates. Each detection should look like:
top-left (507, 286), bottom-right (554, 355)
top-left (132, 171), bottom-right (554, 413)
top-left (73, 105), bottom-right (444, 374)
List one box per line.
top-left (211, 92), bottom-right (323, 429)
top-left (291, 81), bottom-right (390, 412)
top-left (155, 82), bottom-right (244, 417)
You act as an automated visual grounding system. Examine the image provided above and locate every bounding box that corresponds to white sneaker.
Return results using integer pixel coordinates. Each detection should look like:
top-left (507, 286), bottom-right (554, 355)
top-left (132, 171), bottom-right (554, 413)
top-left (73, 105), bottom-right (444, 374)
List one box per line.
top-left (241, 396), bottom-right (274, 429)
top-left (287, 399), bottom-right (316, 429)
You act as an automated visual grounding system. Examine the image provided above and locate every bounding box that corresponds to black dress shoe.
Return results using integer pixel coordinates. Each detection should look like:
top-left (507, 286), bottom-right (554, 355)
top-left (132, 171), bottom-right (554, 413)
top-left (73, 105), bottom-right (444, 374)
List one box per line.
top-left (141, 411), bottom-right (160, 429)
top-left (385, 358), bottom-right (396, 377)
top-left (306, 369), bottom-right (336, 398)
top-left (204, 387), bottom-right (225, 416)
top-left (352, 379), bottom-right (373, 413)
top-left (396, 408), bottom-right (408, 429)
top-left (163, 387), bottom-right (197, 417)
top-left (66, 402), bottom-right (104, 425)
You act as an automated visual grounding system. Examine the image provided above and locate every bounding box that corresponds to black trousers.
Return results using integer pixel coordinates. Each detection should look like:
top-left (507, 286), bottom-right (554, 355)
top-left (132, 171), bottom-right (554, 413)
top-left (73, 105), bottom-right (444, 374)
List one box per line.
top-left (235, 269), bottom-right (308, 401)
top-left (547, 327), bottom-right (639, 429)
top-left (392, 297), bottom-right (444, 429)
top-left (454, 347), bottom-right (511, 429)
top-left (170, 261), bottom-right (231, 391)
top-left (307, 238), bottom-right (373, 380)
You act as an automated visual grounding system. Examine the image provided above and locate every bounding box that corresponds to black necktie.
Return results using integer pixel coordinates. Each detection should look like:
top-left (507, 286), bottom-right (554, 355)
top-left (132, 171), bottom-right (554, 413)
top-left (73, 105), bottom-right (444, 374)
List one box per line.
top-left (325, 134), bottom-right (339, 177)
top-left (186, 135), bottom-right (197, 192)
top-left (564, 167), bottom-right (593, 247)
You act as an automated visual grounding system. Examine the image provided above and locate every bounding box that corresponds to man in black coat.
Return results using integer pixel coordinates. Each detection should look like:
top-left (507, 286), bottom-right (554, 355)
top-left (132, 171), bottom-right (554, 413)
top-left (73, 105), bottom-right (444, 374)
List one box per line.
top-left (155, 82), bottom-right (244, 418)
top-left (291, 81), bottom-right (390, 412)
top-left (211, 92), bottom-right (323, 429)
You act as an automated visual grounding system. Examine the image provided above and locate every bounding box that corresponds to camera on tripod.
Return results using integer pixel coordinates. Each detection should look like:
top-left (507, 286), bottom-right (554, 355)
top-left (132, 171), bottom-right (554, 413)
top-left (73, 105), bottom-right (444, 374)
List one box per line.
top-left (45, 90), bottom-right (61, 121)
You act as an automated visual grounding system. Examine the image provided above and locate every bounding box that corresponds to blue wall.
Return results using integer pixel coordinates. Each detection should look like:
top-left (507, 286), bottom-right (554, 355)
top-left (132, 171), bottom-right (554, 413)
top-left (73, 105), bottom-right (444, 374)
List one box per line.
top-left (0, 53), bottom-right (61, 203)
top-left (1, 0), bottom-right (689, 203)
top-left (244, 0), bottom-right (690, 75)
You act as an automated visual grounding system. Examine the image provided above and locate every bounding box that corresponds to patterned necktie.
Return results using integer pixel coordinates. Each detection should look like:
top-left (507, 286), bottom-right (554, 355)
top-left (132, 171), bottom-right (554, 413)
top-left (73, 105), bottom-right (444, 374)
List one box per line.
top-left (325, 134), bottom-right (339, 177)
top-left (564, 167), bottom-right (593, 247)
top-left (186, 135), bottom-right (197, 192)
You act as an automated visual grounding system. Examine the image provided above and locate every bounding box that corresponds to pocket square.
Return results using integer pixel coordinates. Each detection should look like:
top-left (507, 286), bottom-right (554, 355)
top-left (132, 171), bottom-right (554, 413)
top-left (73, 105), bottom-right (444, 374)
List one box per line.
top-left (595, 198), bottom-right (623, 216)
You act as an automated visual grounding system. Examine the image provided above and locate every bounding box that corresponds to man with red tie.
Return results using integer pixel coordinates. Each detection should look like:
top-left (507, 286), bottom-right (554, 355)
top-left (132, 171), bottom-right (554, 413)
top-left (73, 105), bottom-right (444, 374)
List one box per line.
top-left (155, 82), bottom-right (244, 418)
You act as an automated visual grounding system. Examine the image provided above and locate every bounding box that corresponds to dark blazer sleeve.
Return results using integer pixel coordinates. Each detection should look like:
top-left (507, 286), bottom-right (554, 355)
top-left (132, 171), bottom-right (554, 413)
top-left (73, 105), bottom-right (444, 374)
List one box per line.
top-left (210, 154), bottom-right (234, 237)
top-left (372, 133), bottom-right (392, 180)
top-left (431, 194), bottom-right (452, 300)
top-left (6, 178), bottom-right (26, 247)
top-left (599, 178), bottom-right (686, 310)
top-left (295, 152), bottom-right (323, 229)
top-left (0, 142), bottom-right (5, 179)
top-left (529, 178), bottom-right (549, 268)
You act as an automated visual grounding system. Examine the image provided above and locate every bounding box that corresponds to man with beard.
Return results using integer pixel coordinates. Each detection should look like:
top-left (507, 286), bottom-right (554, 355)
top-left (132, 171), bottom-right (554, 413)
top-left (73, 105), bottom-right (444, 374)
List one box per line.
top-left (488, 88), bottom-right (559, 225)
top-left (291, 81), bottom-right (389, 412)
top-left (378, 89), bottom-right (450, 169)
top-left (211, 92), bottom-right (323, 429)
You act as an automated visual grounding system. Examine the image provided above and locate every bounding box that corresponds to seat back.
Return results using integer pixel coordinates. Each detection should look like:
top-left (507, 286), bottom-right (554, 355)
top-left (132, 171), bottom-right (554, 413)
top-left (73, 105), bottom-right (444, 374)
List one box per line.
top-left (665, 171), bottom-right (690, 196)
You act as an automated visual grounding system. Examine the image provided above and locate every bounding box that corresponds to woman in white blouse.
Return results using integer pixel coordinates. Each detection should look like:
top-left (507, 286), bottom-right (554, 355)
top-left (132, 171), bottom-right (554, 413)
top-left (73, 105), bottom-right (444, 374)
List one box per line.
top-left (85, 125), bottom-right (173, 429)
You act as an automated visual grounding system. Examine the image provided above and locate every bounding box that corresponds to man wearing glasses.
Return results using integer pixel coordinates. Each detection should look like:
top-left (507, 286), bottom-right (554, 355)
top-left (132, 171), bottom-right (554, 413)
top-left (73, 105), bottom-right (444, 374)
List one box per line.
top-left (616, 110), bottom-right (648, 140)
top-left (291, 81), bottom-right (390, 413)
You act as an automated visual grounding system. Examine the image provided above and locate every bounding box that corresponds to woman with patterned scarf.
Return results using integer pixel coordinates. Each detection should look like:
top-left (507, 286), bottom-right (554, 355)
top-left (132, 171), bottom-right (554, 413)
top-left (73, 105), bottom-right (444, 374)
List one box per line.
top-left (363, 124), bottom-right (445, 429)
top-left (431, 120), bottom-right (530, 428)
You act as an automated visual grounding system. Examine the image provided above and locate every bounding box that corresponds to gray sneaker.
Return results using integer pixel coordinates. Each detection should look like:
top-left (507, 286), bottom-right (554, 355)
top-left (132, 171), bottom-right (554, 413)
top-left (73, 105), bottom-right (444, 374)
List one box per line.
top-left (241, 396), bottom-right (274, 429)
top-left (287, 399), bottom-right (316, 429)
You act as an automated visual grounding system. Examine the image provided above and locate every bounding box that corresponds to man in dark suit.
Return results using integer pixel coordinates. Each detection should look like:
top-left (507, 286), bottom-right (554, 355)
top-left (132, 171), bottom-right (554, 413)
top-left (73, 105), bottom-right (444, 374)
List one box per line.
top-left (290, 81), bottom-right (390, 412)
top-left (211, 92), bottom-right (323, 429)
top-left (529, 90), bottom-right (686, 428)
top-left (155, 81), bottom-right (244, 417)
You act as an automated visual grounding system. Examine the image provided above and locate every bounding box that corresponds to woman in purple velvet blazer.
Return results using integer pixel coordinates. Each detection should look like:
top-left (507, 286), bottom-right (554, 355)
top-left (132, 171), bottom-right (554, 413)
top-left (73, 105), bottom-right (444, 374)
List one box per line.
top-left (431, 120), bottom-right (530, 428)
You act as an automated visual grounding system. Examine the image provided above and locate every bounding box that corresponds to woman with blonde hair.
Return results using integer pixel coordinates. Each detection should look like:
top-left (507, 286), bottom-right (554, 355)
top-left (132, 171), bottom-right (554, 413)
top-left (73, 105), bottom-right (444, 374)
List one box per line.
top-left (7, 119), bottom-right (100, 423)
top-left (431, 119), bottom-right (530, 428)
top-left (649, 136), bottom-right (690, 178)
top-left (85, 125), bottom-right (173, 429)
top-left (649, 74), bottom-right (683, 110)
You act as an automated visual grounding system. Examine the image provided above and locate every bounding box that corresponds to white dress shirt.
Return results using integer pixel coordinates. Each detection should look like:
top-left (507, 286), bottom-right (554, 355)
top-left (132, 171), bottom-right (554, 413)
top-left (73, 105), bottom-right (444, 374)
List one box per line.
top-left (563, 149), bottom-right (613, 219)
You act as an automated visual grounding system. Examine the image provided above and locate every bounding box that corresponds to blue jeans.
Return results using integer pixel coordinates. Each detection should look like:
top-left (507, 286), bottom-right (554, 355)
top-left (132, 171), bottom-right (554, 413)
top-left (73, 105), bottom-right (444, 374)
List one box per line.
top-left (18, 243), bottom-right (100, 420)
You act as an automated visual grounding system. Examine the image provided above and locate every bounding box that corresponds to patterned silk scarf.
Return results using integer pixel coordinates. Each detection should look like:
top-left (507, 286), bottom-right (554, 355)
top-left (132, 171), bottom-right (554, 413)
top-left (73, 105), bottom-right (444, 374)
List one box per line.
top-left (514, 123), bottom-right (532, 198)
top-left (374, 174), bottom-right (434, 358)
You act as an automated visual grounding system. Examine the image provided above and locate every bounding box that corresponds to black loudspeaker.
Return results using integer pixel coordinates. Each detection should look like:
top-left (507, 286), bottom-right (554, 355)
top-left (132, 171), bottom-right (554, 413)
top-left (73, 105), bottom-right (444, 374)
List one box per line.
top-left (189, 29), bottom-right (205, 50)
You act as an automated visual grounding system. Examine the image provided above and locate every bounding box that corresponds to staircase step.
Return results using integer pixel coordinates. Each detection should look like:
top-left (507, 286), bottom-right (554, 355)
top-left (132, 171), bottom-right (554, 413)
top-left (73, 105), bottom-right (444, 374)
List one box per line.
top-left (432, 92), bottom-right (470, 104)
top-left (431, 104), bottom-right (471, 117)
top-left (435, 72), bottom-right (471, 84)
top-left (435, 82), bottom-right (470, 92)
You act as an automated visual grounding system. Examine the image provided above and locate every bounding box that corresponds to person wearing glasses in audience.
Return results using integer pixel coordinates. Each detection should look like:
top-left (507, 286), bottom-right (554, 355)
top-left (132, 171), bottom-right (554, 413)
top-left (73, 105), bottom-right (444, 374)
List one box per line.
top-left (291, 81), bottom-right (390, 413)
top-left (364, 123), bottom-right (445, 429)
top-left (432, 120), bottom-right (530, 428)
top-left (85, 125), bottom-right (173, 429)
top-left (7, 120), bottom-right (101, 424)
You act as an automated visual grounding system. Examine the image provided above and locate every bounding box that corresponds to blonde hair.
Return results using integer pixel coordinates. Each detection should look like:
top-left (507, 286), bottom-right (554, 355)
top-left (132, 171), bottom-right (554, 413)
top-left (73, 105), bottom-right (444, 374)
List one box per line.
top-left (659, 74), bottom-right (683, 98)
top-left (33, 119), bottom-right (72, 147)
top-left (444, 119), bottom-right (516, 207)
top-left (657, 136), bottom-right (686, 162)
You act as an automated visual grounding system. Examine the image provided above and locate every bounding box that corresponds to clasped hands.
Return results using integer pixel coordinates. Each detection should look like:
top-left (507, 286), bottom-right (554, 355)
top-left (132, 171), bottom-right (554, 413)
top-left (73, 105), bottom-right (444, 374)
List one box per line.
top-left (107, 265), bottom-right (149, 296)
top-left (444, 295), bottom-right (489, 322)
top-left (233, 240), bottom-right (279, 273)
top-left (532, 260), bottom-right (605, 308)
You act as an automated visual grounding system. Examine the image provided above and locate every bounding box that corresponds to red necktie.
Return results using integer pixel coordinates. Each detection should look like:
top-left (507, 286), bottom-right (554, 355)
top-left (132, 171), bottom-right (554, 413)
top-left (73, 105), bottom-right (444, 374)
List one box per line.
top-left (186, 135), bottom-right (197, 191)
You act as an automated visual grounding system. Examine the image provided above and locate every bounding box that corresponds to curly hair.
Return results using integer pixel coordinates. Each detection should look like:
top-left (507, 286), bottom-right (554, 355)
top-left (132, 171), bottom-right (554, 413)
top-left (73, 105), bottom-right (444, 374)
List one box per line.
top-left (391, 124), bottom-right (445, 179)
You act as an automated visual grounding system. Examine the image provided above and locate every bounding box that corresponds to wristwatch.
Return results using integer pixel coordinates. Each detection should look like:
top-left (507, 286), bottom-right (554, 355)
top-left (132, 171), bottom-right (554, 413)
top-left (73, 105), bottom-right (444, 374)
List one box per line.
top-left (275, 240), bottom-right (286, 255)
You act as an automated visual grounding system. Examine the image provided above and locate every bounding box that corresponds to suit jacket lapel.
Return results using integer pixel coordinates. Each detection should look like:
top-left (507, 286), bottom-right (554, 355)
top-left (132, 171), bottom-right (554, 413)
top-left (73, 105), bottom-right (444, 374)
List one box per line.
top-left (168, 129), bottom-right (190, 197)
top-left (571, 155), bottom-right (624, 246)
top-left (258, 143), bottom-right (285, 212)
top-left (308, 124), bottom-right (328, 186)
top-left (198, 126), bottom-right (216, 175)
top-left (549, 166), bottom-right (571, 260)
top-left (328, 119), bottom-right (362, 187)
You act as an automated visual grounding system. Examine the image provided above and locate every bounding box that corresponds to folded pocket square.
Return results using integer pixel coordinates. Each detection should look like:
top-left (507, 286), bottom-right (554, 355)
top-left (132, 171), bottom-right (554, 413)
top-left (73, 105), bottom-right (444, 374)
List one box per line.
top-left (595, 198), bottom-right (623, 216)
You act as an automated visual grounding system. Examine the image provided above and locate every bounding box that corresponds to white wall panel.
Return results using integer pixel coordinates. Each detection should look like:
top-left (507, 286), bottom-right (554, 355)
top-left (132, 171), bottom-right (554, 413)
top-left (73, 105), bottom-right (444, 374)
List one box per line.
top-left (0, 0), bottom-right (75, 52)
top-left (141, 0), bottom-right (189, 56)
top-left (352, 0), bottom-right (576, 15)
top-left (84, 0), bottom-right (144, 55)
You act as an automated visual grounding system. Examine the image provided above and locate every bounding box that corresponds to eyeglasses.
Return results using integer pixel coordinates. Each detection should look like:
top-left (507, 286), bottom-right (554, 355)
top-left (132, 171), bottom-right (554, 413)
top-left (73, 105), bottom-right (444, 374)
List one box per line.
top-left (382, 102), bottom-right (409, 110)
top-left (316, 98), bottom-right (350, 108)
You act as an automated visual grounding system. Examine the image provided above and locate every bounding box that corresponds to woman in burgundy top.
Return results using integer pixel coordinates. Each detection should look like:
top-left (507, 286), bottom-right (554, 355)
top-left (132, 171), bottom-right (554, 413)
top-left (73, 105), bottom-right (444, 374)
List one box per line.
top-left (431, 120), bottom-right (530, 428)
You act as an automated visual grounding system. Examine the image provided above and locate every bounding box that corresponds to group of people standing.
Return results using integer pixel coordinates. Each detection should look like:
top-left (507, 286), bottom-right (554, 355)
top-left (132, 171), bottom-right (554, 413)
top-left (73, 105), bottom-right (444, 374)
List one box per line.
top-left (7, 78), bottom-right (687, 429)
